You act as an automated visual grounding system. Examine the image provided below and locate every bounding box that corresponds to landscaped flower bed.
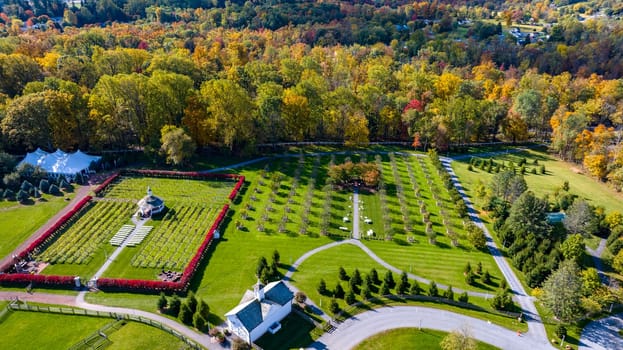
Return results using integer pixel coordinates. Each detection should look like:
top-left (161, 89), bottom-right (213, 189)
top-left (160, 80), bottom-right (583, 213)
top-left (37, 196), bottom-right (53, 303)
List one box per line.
top-left (0, 170), bottom-right (242, 293)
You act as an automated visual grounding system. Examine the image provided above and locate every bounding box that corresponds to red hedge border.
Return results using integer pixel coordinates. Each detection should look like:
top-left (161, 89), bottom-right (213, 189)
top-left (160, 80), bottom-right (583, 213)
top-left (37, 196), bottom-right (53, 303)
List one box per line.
top-left (0, 170), bottom-right (241, 293)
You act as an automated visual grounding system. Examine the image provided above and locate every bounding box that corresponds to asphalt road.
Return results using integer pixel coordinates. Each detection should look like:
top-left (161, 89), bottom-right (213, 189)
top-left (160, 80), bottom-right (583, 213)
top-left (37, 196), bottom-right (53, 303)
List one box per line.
top-left (309, 306), bottom-right (546, 350)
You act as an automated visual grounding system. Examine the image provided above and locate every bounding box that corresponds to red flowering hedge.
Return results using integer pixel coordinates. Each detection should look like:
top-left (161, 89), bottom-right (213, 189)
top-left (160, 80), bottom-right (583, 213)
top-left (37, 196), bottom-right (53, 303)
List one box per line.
top-left (93, 172), bottom-right (120, 195)
top-left (1, 170), bottom-right (239, 292)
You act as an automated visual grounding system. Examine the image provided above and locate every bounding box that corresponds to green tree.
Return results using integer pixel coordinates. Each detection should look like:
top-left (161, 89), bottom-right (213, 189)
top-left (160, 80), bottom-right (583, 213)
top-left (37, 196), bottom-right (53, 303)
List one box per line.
top-left (397, 272), bottom-right (410, 295)
top-left (440, 326), bottom-right (477, 350)
top-left (157, 292), bottom-right (167, 310)
top-left (380, 281), bottom-right (390, 295)
top-left (369, 268), bottom-right (380, 285)
top-left (0, 53), bottom-right (43, 97)
top-left (345, 289), bottom-right (356, 305)
top-left (383, 270), bottom-right (395, 289)
top-left (560, 234), bottom-right (586, 263)
top-left (351, 269), bottom-right (362, 286)
top-left (329, 299), bottom-right (340, 314)
top-left (541, 260), bottom-right (583, 323)
top-left (200, 79), bottom-right (256, 152)
top-left (160, 125), bottom-right (196, 165)
top-left (193, 312), bottom-right (207, 332)
top-left (338, 266), bottom-right (349, 281)
top-left (317, 279), bottom-right (328, 295)
top-left (186, 291), bottom-right (198, 314)
top-left (445, 286), bottom-right (454, 301)
top-left (563, 200), bottom-right (596, 236)
top-left (197, 299), bottom-right (210, 320)
top-left (490, 290), bottom-right (514, 311)
top-left (178, 302), bottom-right (193, 325)
top-left (409, 280), bottom-right (421, 295)
top-left (429, 281), bottom-right (439, 297)
top-left (256, 256), bottom-right (268, 277)
top-left (334, 283), bottom-right (345, 299)
top-left (169, 295), bottom-right (181, 316)
top-left (466, 223), bottom-right (487, 250)
top-left (581, 268), bottom-right (601, 296)
top-left (500, 191), bottom-right (550, 247)
top-left (489, 171), bottom-right (527, 204)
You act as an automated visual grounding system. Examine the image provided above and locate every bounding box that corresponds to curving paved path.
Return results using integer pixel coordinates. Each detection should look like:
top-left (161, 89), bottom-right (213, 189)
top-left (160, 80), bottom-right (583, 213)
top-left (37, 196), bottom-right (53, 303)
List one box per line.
top-left (586, 238), bottom-right (609, 285)
top-left (309, 306), bottom-right (542, 350)
top-left (579, 313), bottom-right (623, 350)
top-left (440, 157), bottom-right (551, 348)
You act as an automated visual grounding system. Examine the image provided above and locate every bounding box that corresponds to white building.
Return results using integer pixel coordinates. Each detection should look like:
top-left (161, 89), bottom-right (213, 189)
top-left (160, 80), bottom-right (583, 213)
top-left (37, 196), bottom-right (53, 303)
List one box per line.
top-left (225, 280), bottom-right (294, 344)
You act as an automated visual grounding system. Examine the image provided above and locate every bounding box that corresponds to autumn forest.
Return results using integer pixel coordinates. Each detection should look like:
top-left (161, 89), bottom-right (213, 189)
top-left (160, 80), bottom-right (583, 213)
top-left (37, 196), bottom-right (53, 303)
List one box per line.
top-left (1, 0), bottom-right (623, 189)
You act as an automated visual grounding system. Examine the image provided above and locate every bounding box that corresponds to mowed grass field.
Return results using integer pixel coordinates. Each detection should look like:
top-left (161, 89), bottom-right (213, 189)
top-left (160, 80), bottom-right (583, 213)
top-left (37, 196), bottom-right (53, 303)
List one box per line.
top-left (452, 149), bottom-right (623, 214)
top-left (0, 191), bottom-right (78, 262)
top-left (0, 310), bottom-right (187, 349)
top-left (354, 328), bottom-right (500, 350)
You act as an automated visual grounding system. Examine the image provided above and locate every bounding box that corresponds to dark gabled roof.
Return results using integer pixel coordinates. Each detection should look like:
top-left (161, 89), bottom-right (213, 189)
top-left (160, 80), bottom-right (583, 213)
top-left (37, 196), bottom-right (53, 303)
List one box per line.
top-left (231, 300), bottom-right (263, 332)
top-left (264, 281), bottom-right (294, 306)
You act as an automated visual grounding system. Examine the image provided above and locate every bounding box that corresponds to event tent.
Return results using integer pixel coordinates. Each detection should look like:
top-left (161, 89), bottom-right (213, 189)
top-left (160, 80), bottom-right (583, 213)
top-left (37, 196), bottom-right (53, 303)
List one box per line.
top-left (18, 148), bottom-right (101, 180)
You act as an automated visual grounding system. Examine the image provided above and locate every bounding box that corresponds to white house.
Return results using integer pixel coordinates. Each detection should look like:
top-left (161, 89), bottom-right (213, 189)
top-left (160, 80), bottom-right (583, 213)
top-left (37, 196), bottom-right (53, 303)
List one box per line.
top-left (225, 280), bottom-right (294, 344)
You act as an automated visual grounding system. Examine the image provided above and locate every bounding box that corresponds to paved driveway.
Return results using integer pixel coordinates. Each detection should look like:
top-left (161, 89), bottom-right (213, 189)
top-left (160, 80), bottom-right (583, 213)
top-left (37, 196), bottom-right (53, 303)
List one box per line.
top-left (308, 306), bottom-right (546, 350)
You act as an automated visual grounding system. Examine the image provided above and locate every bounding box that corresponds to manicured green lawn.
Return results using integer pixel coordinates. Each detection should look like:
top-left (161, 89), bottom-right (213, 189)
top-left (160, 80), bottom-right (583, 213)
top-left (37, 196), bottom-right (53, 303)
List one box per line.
top-left (0, 310), bottom-right (109, 349)
top-left (354, 328), bottom-right (500, 350)
top-left (0, 310), bottom-right (188, 350)
top-left (453, 149), bottom-right (623, 214)
top-left (0, 191), bottom-right (77, 261)
top-left (106, 320), bottom-right (189, 349)
top-left (255, 312), bottom-right (317, 350)
top-left (362, 240), bottom-right (503, 293)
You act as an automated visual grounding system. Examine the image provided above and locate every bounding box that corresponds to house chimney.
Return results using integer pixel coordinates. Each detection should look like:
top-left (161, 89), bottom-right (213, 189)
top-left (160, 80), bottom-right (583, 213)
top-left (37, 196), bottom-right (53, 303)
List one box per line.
top-left (254, 280), bottom-right (264, 301)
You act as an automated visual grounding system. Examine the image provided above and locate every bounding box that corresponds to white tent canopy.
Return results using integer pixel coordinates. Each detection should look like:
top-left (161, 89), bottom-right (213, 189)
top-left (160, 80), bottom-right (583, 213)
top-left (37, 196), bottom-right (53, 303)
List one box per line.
top-left (18, 148), bottom-right (101, 179)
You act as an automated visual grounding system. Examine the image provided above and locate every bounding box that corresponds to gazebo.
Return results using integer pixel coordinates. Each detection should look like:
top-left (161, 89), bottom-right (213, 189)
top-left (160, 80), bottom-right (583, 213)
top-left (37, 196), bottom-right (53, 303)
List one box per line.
top-left (137, 187), bottom-right (165, 217)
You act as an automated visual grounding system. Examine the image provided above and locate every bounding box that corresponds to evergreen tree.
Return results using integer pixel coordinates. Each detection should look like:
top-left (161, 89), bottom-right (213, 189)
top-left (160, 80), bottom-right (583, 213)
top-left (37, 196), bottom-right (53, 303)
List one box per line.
top-left (197, 299), bottom-right (210, 320)
top-left (157, 292), bottom-right (167, 310)
top-left (380, 281), bottom-right (390, 295)
top-left (329, 299), bottom-right (340, 314)
top-left (317, 278), bottom-right (328, 295)
top-left (186, 291), bottom-right (198, 313)
top-left (409, 280), bottom-right (421, 295)
top-left (272, 249), bottom-right (280, 265)
top-left (351, 268), bottom-right (362, 286)
top-left (193, 312), bottom-right (207, 331)
top-left (429, 281), bottom-right (438, 297)
top-left (383, 270), bottom-right (395, 289)
top-left (345, 289), bottom-right (356, 305)
top-left (169, 295), bottom-right (181, 316)
top-left (334, 283), bottom-right (345, 299)
top-left (483, 270), bottom-right (491, 284)
top-left (256, 256), bottom-right (268, 277)
top-left (445, 286), bottom-right (454, 300)
top-left (458, 292), bottom-right (469, 303)
top-left (370, 268), bottom-right (380, 285)
top-left (338, 266), bottom-right (349, 281)
top-left (178, 302), bottom-right (193, 325)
